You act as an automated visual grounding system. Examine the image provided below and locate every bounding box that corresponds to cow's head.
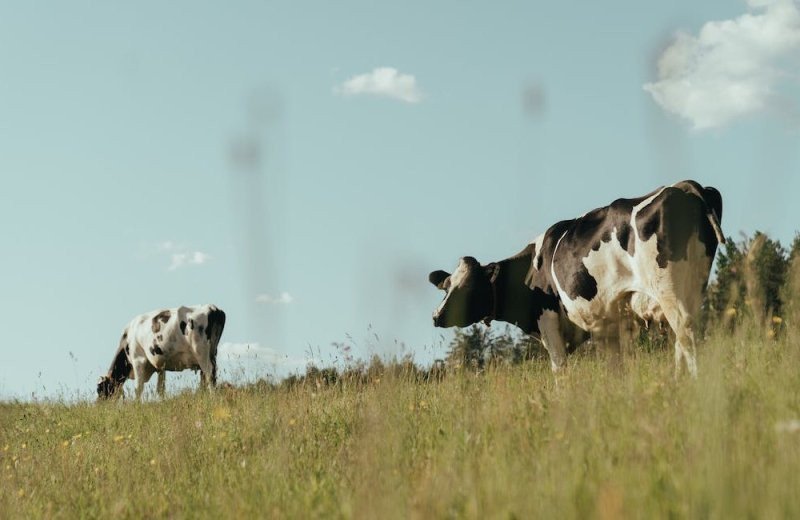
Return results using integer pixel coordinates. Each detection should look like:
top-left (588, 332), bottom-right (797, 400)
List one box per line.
top-left (97, 336), bottom-right (133, 401)
top-left (96, 375), bottom-right (123, 401)
top-left (429, 256), bottom-right (498, 328)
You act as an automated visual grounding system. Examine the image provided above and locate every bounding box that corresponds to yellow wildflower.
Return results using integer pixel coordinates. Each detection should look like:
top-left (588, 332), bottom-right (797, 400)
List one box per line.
top-left (725, 308), bottom-right (737, 317)
top-left (212, 407), bottom-right (231, 421)
top-left (772, 316), bottom-right (783, 324)
top-left (113, 435), bottom-right (125, 443)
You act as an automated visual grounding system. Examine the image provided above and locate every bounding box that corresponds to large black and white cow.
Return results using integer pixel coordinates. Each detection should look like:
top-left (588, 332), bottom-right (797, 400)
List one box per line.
top-left (429, 180), bottom-right (723, 376)
top-left (97, 304), bottom-right (226, 400)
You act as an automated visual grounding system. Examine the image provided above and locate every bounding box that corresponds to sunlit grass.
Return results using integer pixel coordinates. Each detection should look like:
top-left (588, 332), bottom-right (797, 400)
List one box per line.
top-left (2, 324), bottom-right (800, 518)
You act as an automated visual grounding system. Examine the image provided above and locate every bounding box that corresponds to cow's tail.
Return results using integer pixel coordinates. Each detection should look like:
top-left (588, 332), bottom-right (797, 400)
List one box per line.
top-left (207, 307), bottom-right (226, 344)
top-left (206, 307), bottom-right (226, 385)
top-left (206, 307), bottom-right (226, 358)
top-left (702, 186), bottom-right (725, 245)
top-left (707, 209), bottom-right (725, 245)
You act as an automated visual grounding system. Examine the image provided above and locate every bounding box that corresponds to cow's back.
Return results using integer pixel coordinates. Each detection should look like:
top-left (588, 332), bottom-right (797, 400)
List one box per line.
top-left (547, 195), bottom-right (647, 300)
top-left (126, 305), bottom-right (215, 372)
top-left (634, 184), bottom-right (720, 268)
top-left (547, 182), bottom-right (720, 333)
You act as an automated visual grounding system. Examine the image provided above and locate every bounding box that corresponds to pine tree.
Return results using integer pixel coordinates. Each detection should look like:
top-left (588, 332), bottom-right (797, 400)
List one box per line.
top-left (446, 326), bottom-right (489, 370)
top-left (708, 231), bottom-right (791, 329)
top-left (780, 233), bottom-right (800, 324)
top-left (745, 232), bottom-right (788, 319)
top-left (708, 236), bottom-right (745, 321)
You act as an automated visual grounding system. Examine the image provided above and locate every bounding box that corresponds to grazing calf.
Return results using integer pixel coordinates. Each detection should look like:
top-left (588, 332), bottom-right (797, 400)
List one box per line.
top-left (97, 304), bottom-right (226, 400)
top-left (429, 180), bottom-right (723, 377)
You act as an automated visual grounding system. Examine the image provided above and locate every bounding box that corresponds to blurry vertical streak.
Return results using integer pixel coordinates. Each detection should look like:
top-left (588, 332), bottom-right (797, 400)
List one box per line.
top-left (644, 33), bottom-right (691, 185)
top-left (522, 83), bottom-right (546, 121)
top-left (228, 87), bottom-right (287, 349)
top-left (391, 256), bottom-right (434, 359)
top-left (519, 81), bottom-right (547, 238)
top-left (358, 252), bottom-right (432, 364)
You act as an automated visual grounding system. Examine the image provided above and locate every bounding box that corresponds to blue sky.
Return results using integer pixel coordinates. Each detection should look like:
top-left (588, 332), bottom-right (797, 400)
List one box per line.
top-left (1, 0), bottom-right (798, 399)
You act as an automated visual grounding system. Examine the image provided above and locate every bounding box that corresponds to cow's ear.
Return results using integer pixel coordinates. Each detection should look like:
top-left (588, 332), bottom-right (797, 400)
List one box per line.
top-left (485, 263), bottom-right (500, 284)
top-left (460, 256), bottom-right (480, 267)
top-left (429, 270), bottom-right (450, 290)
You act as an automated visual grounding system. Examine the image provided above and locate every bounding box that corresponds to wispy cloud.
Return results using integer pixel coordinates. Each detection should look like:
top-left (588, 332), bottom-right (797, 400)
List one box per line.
top-left (644, 0), bottom-right (800, 129)
top-left (155, 241), bottom-right (211, 271)
top-left (335, 67), bottom-right (423, 103)
top-left (169, 251), bottom-right (211, 271)
top-left (254, 292), bottom-right (293, 305)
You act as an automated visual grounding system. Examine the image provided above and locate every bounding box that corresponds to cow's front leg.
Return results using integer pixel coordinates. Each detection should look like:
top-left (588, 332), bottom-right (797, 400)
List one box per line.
top-left (538, 309), bottom-right (567, 373)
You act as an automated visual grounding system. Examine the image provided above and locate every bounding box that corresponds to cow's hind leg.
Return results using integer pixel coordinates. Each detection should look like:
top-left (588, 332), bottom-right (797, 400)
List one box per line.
top-left (659, 302), bottom-right (698, 378)
top-left (134, 362), bottom-right (155, 400)
top-left (675, 325), bottom-right (697, 378)
top-left (538, 310), bottom-right (568, 373)
top-left (189, 336), bottom-right (216, 391)
top-left (198, 356), bottom-right (216, 391)
top-left (658, 233), bottom-right (712, 378)
top-left (655, 265), bottom-right (707, 378)
top-left (156, 370), bottom-right (166, 398)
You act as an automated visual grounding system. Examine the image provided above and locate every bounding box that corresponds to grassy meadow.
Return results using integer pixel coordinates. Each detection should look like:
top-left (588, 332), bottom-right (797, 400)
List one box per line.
top-left (2, 321), bottom-right (800, 519)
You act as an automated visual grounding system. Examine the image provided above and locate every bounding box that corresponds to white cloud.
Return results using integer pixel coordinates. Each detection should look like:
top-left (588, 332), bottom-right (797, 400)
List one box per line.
top-left (254, 292), bottom-right (293, 305)
top-left (168, 251), bottom-right (211, 271)
top-left (153, 241), bottom-right (211, 271)
top-left (335, 67), bottom-right (423, 103)
top-left (644, 0), bottom-right (800, 129)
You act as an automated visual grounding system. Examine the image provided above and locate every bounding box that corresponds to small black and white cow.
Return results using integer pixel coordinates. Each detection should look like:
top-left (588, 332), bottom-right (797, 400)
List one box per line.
top-left (97, 304), bottom-right (226, 400)
top-left (429, 180), bottom-right (723, 376)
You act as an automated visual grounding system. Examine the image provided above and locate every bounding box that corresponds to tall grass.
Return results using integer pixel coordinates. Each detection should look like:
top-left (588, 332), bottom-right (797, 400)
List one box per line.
top-left (2, 321), bottom-right (800, 518)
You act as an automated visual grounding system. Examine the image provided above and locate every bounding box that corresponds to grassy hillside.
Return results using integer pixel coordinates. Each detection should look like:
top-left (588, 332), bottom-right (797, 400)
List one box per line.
top-left (2, 324), bottom-right (800, 519)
